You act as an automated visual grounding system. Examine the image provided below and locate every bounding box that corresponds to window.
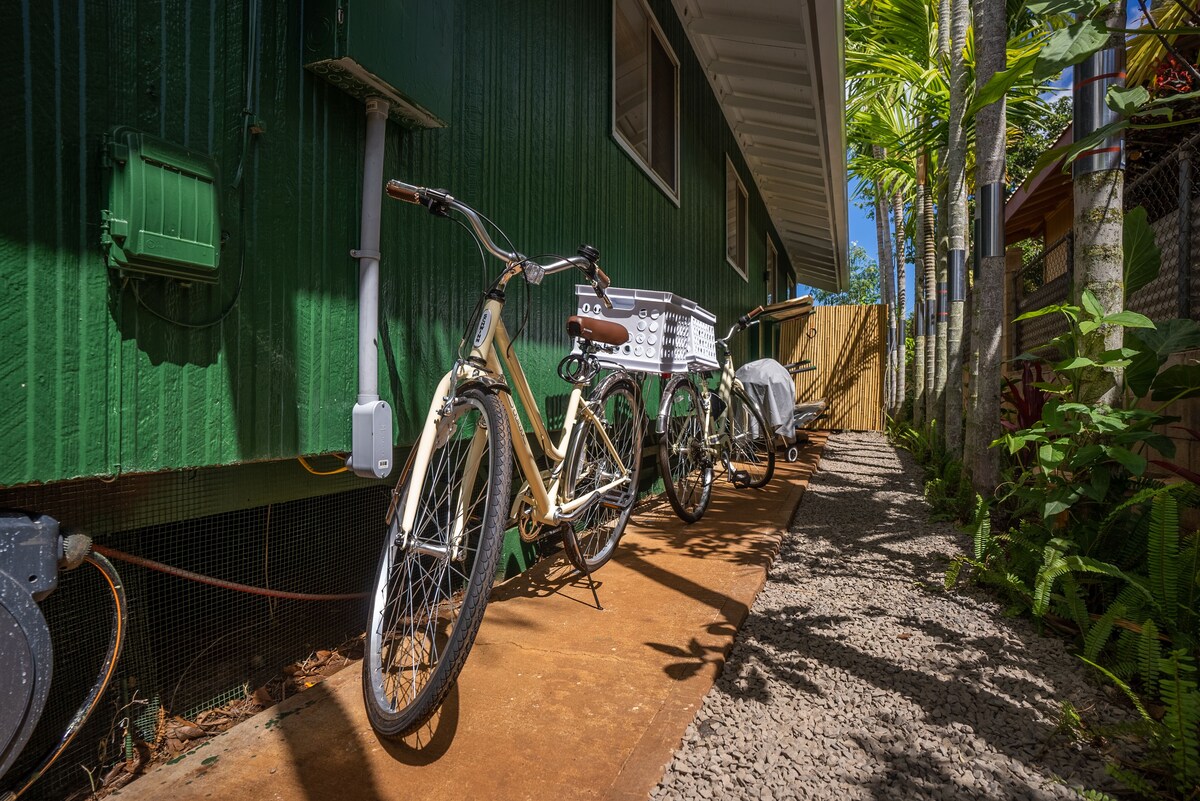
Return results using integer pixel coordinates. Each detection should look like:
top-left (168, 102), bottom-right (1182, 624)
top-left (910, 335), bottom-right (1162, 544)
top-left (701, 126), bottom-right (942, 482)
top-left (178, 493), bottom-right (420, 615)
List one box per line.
top-left (613, 0), bottom-right (679, 200)
top-left (726, 158), bottom-right (748, 279)
top-left (766, 237), bottom-right (778, 303)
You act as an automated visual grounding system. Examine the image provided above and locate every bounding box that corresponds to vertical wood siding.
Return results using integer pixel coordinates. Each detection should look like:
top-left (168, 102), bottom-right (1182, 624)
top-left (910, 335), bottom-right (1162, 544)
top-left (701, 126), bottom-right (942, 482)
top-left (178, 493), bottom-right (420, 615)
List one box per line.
top-left (0, 0), bottom-right (794, 486)
top-left (781, 305), bottom-right (886, 431)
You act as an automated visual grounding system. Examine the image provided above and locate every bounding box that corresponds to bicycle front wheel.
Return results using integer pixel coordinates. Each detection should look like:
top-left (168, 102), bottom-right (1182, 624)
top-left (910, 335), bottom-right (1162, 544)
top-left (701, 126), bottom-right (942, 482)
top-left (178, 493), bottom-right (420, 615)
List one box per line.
top-left (562, 374), bottom-right (644, 573)
top-left (656, 375), bottom-right (713, 523)
top-left (726, 386), bottom-right (775, 489)
top-left (363, 387), bottom-right (511, 738)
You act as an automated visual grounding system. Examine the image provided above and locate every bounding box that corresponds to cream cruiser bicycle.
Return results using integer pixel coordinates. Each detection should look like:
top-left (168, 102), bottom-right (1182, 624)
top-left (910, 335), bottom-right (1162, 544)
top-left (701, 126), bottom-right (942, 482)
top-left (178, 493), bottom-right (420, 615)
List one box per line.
top-left (363, 180), bottom-right (645, 738)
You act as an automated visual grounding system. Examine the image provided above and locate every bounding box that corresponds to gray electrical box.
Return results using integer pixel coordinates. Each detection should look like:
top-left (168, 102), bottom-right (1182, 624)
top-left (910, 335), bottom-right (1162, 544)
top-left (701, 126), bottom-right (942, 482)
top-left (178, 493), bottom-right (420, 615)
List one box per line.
top-left (351, 399), bottom-right (394, 479)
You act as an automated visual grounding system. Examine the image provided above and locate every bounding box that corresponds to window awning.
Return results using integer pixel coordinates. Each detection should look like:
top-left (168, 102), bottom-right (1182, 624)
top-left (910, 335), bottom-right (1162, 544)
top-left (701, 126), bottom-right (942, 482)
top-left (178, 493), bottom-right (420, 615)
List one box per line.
top-left (673, 0), bottom-right (848, 291)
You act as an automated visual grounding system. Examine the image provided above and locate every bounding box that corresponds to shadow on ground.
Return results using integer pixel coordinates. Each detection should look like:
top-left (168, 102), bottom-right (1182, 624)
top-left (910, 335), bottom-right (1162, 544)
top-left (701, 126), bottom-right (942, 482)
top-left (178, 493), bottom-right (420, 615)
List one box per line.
top-left (652, 433), bottom-right (1126, 801)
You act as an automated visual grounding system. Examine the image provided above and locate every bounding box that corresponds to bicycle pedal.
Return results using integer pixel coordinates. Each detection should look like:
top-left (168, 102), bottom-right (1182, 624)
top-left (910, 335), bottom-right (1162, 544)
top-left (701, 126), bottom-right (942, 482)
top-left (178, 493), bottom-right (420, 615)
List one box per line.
top-left (730, 469), bottom-right (752, 488)
top-left (601, 489), bottom-right (634, 509)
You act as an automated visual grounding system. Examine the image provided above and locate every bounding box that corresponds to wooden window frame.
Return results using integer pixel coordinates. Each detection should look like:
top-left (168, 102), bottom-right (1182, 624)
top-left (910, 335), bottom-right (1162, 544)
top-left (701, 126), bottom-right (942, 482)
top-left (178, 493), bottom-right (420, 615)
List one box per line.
top-left (611, 0), bottom-right (680, 205)
top-left (766, 236), bottom-right (779, 303)
top-left (726, 156), bottom-right (748, 281)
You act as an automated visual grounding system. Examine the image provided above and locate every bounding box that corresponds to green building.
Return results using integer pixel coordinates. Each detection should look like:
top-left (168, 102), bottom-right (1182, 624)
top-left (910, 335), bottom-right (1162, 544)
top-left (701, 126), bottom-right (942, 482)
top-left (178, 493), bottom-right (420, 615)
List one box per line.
top-left (0, 1), bottom-right (844, 796)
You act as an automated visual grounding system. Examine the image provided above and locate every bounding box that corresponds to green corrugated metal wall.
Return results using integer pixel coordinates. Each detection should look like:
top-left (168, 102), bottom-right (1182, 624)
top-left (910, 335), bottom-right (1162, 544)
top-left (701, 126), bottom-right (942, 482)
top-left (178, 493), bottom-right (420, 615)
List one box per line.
top-left (0, 0), bottom-right (793, 489)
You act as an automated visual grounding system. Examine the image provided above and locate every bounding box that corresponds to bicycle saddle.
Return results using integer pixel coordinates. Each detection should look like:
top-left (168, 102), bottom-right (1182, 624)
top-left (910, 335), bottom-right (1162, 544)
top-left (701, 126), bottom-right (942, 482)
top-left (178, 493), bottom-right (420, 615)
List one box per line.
top-left (566, 315), bottom-right (628, 347)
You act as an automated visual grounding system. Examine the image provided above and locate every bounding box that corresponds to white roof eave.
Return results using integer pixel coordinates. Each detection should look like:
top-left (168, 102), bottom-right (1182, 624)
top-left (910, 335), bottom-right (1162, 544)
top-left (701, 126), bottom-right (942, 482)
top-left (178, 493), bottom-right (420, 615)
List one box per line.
top-left (673, 0), bottom-right (848, 291)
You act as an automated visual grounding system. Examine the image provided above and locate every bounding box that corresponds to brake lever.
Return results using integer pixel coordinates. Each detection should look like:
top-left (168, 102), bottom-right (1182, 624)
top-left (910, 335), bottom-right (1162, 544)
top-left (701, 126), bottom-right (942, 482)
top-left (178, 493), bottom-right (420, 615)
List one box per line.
top-left (593, 284), bottom-right (613, 310)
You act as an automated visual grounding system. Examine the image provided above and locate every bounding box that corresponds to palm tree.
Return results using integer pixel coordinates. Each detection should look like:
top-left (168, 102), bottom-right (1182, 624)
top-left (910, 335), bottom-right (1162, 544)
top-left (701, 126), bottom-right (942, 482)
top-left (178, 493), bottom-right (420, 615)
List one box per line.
top-left (892, 187), bottom-right (908, 414)
top-left (966, 0), bottom-right (1007, 492)
top-left (943, 0), bottom-right (970, 454)
top-left (922, 151), bottom-right (938, 425)
top-left (1073, 1), bottom-right (1127, 404)
top-left (872, 151), bottom-right (897, 411)
top-left (847, 0), bottom-right (1054, 431)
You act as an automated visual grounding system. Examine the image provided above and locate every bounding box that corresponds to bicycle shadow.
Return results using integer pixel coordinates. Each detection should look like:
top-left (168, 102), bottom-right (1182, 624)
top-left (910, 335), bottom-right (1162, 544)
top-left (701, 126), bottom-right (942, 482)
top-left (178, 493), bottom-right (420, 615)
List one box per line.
top-left (489, 547), bottom-right (604, 610)
top-left (372, 682), bottom-right (460, 767)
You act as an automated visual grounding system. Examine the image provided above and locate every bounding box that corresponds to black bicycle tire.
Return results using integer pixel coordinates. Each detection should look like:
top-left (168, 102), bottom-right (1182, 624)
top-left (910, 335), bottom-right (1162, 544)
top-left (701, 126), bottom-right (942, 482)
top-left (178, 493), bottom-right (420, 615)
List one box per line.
top-left (561, 373), bottom-right (644, 573)
top-left (729, 385), bottom-right (776, 489)
top-left (656, 375), bottom-right (713, 524)
top-left (361, 388), bottom-right (511, 738)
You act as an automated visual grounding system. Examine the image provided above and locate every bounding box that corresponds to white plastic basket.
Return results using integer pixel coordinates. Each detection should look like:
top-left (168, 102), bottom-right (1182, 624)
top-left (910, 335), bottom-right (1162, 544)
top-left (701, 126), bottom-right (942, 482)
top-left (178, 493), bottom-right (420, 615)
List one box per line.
top-left (574, 285), bottom-right (719, 374)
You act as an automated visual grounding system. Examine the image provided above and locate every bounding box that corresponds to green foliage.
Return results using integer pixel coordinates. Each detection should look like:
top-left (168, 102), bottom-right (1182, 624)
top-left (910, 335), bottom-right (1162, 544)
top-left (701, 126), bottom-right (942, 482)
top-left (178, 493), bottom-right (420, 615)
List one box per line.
top-left (808, 242), bottom-right (881, 306)
top-left (1124, 207), bottom-right (1164, 299)
top-left (929, 217), bottom-right (1200, 796)
top-left (1158, 650), bottom-right (1200, 787)
top-left (1007, 97), bottom-right (1072, 192)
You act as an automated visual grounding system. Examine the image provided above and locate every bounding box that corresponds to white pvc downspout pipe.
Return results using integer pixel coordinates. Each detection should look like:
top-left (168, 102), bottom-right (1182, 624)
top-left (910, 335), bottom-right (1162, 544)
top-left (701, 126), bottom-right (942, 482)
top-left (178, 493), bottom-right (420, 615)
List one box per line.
top-left (349, 97), bottom-right (393, 479)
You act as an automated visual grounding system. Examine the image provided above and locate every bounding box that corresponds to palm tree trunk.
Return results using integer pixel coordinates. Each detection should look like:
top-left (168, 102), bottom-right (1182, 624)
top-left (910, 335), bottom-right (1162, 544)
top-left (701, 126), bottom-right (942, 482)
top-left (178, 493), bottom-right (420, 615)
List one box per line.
top-left (892, 189), bottom-right (907, 414)
top-left (913, 163), bottom-right (928, 425)
top-left (924, 176), bottom-right (939, 425)
top-left (872, 150), bottom-right (897, 412)
top-left (931, 2), bottom-right (950, 432)
top-left (967, 0), bottom-right (1007, 492)
top-left (1073, 3), bottom-right (1127, 405)
top-left (933, 178), bottom-right (948, 426)
top-left (944, 0), bottom-right (970, 454)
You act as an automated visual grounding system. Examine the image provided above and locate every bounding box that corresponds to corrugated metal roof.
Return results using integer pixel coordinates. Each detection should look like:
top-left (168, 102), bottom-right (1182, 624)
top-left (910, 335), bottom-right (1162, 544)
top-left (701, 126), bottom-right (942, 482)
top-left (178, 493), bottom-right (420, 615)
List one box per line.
top-left (672, 0), bottom-right (848, 290)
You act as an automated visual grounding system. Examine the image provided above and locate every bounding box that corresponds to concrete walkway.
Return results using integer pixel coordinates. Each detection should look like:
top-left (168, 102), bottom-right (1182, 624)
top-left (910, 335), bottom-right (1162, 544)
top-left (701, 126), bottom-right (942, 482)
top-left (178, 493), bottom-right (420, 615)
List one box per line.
top-left (114, 436), bottom-right (825, 801)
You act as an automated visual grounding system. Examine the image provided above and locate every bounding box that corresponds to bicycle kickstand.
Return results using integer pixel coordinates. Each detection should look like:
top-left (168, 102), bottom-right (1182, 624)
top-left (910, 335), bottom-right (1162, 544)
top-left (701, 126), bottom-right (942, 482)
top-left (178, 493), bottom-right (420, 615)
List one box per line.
top-left (564, 526), bottom-right (603, 610)
top-left (580, 557), bottom-right (602, 611)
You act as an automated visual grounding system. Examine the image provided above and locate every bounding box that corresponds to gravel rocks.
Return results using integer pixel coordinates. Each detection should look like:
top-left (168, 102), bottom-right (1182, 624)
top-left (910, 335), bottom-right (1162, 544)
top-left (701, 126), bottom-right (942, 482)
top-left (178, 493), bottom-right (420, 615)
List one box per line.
top-left (651, 433), bottom-right (1125, 801)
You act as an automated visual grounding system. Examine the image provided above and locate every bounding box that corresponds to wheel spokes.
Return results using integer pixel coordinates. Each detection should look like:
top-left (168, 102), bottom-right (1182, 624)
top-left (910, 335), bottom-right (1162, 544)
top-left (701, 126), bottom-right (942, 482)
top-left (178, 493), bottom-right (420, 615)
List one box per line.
top-left (372, 399), bottom-right (494, 713)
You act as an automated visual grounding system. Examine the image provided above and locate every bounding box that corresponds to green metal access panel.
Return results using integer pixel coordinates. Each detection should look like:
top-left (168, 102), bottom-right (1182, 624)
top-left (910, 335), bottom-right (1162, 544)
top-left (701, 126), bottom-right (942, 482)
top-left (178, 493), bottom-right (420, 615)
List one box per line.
top-left (100, 127), bottom-right (222, 283)
top-left (303, 0), bottom-right (454, 128)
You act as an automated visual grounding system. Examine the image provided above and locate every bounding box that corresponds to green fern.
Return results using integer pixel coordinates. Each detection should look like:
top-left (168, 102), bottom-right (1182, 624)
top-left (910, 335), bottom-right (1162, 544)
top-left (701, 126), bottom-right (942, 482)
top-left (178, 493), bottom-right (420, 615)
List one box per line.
top-left (1033, 539), bottom-right (1074, 617)
top-left (1080, 656), bottom-right (1153, 722)
top-left (1060, 574), bottom-right (1091, 633)
top-left (1147, 494), bottom-right (1179, 625)
top-left (1137, 618), bottom-right (1161, 690)
top-left (1102, 764), bottom-right (1161, 800)
top-left (969, 494), bottom-right (992, 561)
top-left (1158, 650), bottom-right (1200, 788)
top-left (1178, 531), bottom-right (1199, 645)
top-left (1098, 484), bottom-right (1172, 536)
top-left (1110, 628), bottom-right (1140, 682)
top-left (944, 556), bottom-right (966, 589)
top-left (1083, 587), bottom-right (1139, 661)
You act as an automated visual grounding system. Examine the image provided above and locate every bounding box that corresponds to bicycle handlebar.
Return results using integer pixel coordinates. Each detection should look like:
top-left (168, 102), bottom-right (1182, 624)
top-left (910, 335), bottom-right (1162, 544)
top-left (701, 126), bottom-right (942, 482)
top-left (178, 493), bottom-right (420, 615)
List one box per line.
top-left (385, 179), bottom-right (611, 307)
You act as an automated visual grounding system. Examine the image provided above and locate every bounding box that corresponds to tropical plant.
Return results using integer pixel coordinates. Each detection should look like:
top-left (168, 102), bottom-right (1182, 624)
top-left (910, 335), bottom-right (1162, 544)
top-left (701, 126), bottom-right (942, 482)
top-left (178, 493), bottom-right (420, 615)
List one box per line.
top-left (807, 243), bottom-right (882, 306)
top-left (940, 207), bottom-right (1200, 795)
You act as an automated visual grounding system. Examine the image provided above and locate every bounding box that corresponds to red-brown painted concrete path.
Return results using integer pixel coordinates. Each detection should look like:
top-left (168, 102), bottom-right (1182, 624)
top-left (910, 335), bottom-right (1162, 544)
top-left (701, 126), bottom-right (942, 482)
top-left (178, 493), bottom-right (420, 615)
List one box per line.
top-left (114, 435), bottom-right (825, 801)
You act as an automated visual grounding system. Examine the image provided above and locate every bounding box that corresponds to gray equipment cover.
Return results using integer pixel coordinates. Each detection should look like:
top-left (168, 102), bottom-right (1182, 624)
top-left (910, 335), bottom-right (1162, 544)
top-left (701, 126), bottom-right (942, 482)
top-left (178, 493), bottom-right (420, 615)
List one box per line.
top-left (735, 358), bottom-right (796, 442)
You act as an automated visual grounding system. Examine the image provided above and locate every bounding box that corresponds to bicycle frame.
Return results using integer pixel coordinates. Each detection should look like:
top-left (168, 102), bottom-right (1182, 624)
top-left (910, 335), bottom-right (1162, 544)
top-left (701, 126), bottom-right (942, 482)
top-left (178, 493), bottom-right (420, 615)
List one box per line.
top-left (398, 293), bottom-right (632, 542)
top-left (681, 331), bottom-right (750, 458)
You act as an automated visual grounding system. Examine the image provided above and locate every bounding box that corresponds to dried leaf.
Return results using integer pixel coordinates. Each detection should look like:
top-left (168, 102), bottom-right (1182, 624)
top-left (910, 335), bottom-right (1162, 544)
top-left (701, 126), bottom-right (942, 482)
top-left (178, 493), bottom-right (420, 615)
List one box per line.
top-left (253, 685), bottom-right (275, 708)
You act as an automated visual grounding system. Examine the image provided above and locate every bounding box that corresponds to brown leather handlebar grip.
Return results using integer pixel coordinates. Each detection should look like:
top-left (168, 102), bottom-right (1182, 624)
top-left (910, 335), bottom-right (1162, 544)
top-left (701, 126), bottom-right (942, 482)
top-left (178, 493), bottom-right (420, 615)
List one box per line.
top-left (566, 315), bottom-right (629, 347)
top-left (385, 180), bottom-right (422, 204)
top-left (746, 305), bottom-right (764, 319)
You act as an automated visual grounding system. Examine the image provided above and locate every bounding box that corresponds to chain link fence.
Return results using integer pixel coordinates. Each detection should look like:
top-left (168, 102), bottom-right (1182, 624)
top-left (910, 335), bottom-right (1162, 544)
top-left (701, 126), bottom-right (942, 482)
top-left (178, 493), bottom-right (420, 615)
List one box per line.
top-left (1125, 132), bottom-right (1200, 322)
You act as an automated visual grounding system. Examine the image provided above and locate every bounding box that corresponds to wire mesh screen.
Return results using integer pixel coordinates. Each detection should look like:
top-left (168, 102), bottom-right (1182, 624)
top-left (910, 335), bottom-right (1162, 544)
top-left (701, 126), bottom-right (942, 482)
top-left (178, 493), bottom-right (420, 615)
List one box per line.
top-left (0, 462), bottom-right (390, 800)
top-left (1125, 133), bottom-right (1200, 322)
